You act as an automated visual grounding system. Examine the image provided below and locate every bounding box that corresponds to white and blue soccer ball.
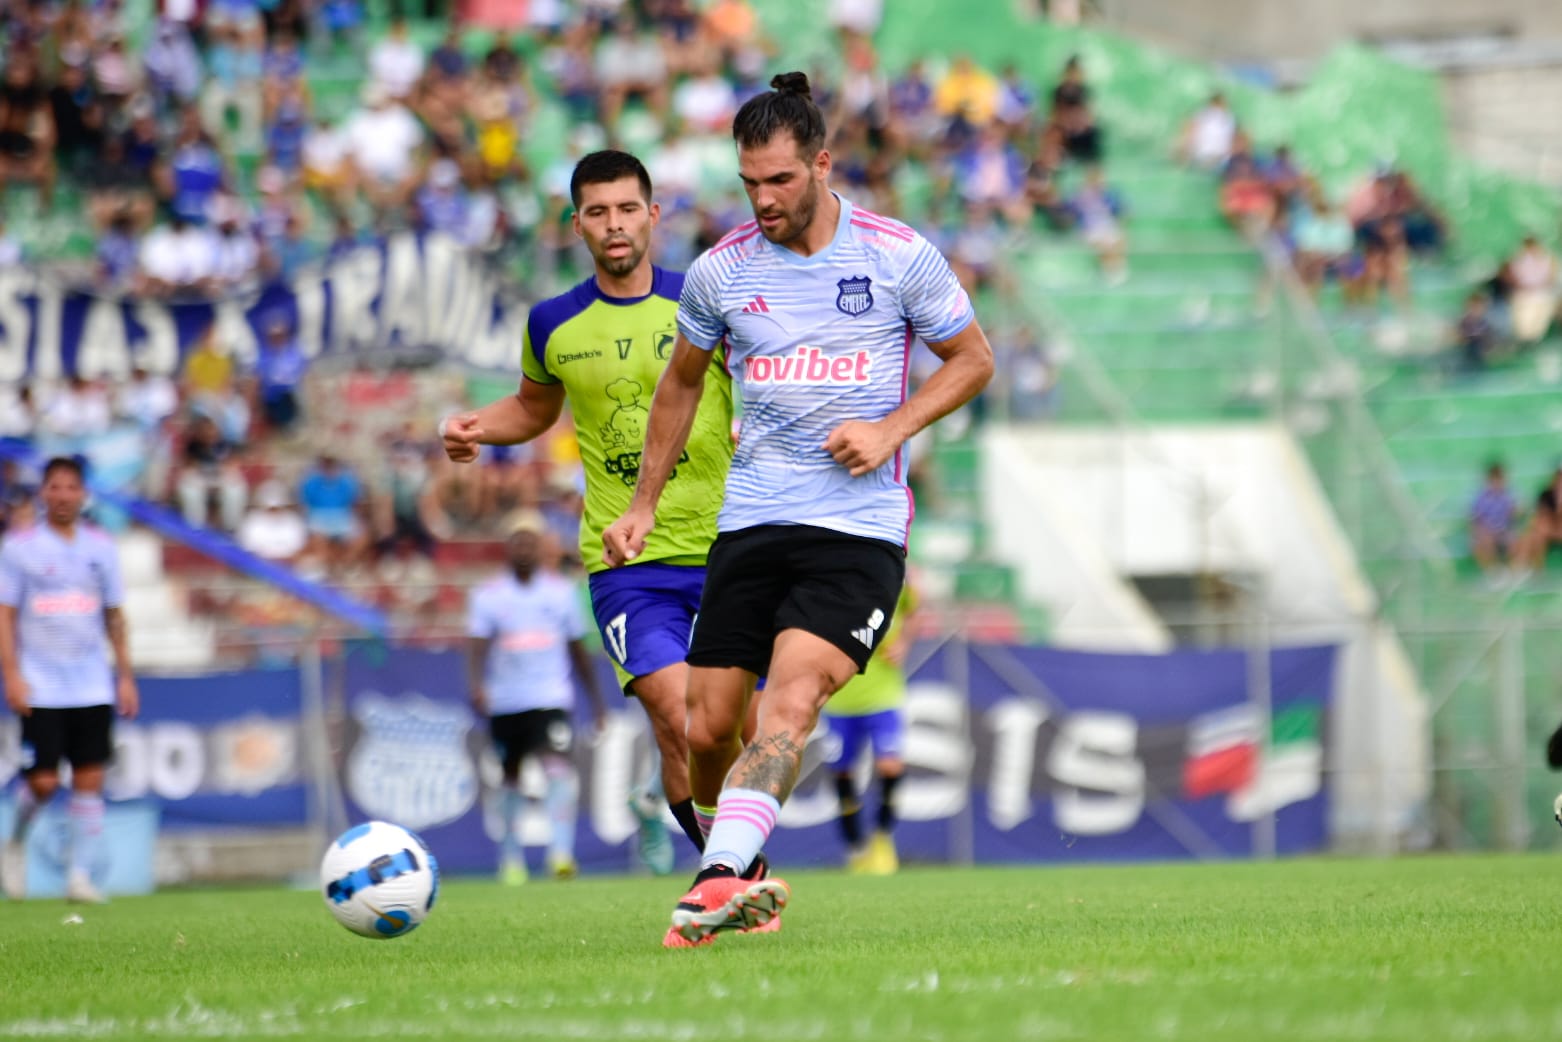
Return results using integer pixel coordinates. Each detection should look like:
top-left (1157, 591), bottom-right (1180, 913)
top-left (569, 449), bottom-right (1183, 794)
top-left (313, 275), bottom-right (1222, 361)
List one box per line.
top-left (320, 821), bottom-right (439, 939)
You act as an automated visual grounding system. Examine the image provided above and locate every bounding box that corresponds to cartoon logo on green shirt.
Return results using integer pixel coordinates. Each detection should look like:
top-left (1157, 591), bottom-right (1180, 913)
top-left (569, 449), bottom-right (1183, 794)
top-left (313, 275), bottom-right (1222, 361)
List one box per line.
top-left (601, 377), bottom-right (687, 487)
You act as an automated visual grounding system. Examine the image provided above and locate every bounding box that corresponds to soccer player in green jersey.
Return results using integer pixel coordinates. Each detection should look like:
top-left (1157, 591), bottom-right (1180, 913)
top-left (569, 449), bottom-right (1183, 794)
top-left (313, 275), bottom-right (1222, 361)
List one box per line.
top-left (442, 150), bottom-right (734, 874)
top-left (820, 581), bottom-right (917, 875)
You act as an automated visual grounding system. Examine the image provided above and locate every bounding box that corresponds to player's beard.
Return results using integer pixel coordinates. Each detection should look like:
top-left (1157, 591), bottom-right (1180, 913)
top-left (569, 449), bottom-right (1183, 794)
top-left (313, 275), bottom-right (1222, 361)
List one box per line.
top-left (596, 236), bottom-right (646, 278)
top-left (760, 178), bottom-right (820, 246)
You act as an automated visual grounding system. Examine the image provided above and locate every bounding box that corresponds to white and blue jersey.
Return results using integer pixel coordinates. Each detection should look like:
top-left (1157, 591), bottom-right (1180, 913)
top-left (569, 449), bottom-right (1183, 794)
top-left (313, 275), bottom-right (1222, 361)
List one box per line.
top-left (677, 195), bottom-right (974, 547)
top-left (0, 525), bottom-right (123, 709)
top-left (466, 572), bottom-right (588, 716)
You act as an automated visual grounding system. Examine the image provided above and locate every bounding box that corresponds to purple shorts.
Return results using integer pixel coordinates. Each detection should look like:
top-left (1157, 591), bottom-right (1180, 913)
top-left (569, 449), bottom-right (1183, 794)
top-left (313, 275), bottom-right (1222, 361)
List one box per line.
top-left (821, 708), bottom-right (905, 770)
top-left (588, 562), bottom-right (706, 693)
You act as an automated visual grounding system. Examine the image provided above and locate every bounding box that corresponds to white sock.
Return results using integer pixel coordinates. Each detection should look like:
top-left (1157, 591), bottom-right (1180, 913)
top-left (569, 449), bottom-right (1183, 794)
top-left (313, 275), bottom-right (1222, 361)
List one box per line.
top-left (693, 802), bottom-right (717, 841)
top-left (68, 794), bottom-right (104, 878)
top-left (11, 785), bottom-right (38, 844)
top-left (699, 788), bottom-right (780, 874)
top-left (500, 784), bottom-right (523, 865)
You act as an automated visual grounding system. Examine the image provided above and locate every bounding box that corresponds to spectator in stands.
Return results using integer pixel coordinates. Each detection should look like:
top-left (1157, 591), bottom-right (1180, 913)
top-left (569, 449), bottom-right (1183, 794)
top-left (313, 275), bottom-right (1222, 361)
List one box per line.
top-left (1262, 144), bottom-right (1304, 209)
top-left (0, 458), bottom-right (36, 537)
top-left (143, 18), bottom-right (204, 116)
top-left (0, 384), bottom-right (36, 442)
top-left (1360, 215), bottom-right (1411, 308)
top-left (1291, 187), bottom-right (1362, 302)
top-left (1452, 291), bottom-right (1499, 371)
top-left (374, 424), bottom-right (448, 558)
top-left (1067, 165), bottom-right (1128, 283)
top-left (889, 59), bottom-right (938, 154)
top-left (301, 116), bottom-right (352, 211)
top-left (935, 54), bottom-right (1001, 130)
top-left (48, 51), bottom-right (105, 178)
top-left (1218, 155), bottom-right (1276, 237)
top-left (413, 157), bottom-right (470, 239)
top-left (595, 15), bottom-right (669, 137)
top-left (1469, 462), bottom-right (1519, 576)
top-left (208, 10), bottom-right (268, 119)
top-left (136, 214), bottom-right (219, 298)
top-left (255, 315), bottom-right (306, 432)
top-left (175, 412), bottom-right (248, 531)
top-left (316, 0), bottom-right (364, 51)
top-left (91, 36), bottom-right (138, 117)
top-left (1504, 236), bottom-right (1557, 347)
top-left (298, 452), bottom-right (367, 572)
top-left (115, 366), bottom-right (178, 433)
top-left (263, 79), bottom-right (309, 178)
top-left (539, 468), bottom-right (585, 570)
top-left (703, 0), bottom-right (762, 65)
top-left (1179, 92), bottom-right (1235, 170)
top-left (952, 122), bottom-right (1028, 224)
top-left (83, 135), bottom-right (155, 235)
top-left (1381, 170), bottom-right (1444, 255)
top-left (237, 478), bottom-right (309, 563)
top-left (369, 15), bottom-right (426, 103)
top-left (829, 0), bottom-right (883, 38)
top-left (39, 375), bottom-right (111, 437)
top-left (1048, 55), bottom-right (1098, 163)
top-left (0, 48), bottom-right (58, 207)
top-left (209, 194), bottom-right (261, 289)
top-left (184, 333), bottom-right (251, 445)
top-left (1517, 466), bottom-right (1562, 573)
top-left (344, 84), bottom-right (425, 211)
top-left (673, 50), bottom-right (739, 136)
top-left (95, 210), bottom-right (140, 290)
top-left (948, 199), bottom-right (1003, 294)
top-left (157, 111), bottom-right (229, 228)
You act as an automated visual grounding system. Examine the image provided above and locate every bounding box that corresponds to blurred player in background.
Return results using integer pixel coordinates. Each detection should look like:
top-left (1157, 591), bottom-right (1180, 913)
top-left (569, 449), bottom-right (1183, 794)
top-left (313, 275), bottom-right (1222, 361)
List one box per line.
top-left (0, 457), bottom-right (138, 904)
top-left (466, 512), bottom-right (606, 882)
top-left (822, 580), bottom-right (917, 875)
top-left (442, 149), bottom-right (735, 876)
top-left (604, 72), bottom-right (993, 945)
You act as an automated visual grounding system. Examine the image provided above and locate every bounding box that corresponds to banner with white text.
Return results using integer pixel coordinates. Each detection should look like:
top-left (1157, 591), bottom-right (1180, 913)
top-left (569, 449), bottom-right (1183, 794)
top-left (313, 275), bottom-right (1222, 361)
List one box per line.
top-left (0, 233), bottom-right (526, 381)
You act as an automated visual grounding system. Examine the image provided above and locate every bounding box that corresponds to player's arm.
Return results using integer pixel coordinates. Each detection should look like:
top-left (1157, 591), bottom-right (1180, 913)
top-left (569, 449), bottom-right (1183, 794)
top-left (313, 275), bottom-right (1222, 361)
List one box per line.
top-left (566, 638), bottom-right (608, 733)
top-left (0, 604), bottom-right (26, 717)
top-left (0, 546), bottom-right (28, 716)
top-left (465, 636), bottom-right (493, 715)
top-left (825, 320), bottom-right (995, 477)
top-left (601, 334), bottom-right (713, 566)
top-left (104, 605), bottom-right (138, 719)
top-left (441, 377), bottom-right (567, 463)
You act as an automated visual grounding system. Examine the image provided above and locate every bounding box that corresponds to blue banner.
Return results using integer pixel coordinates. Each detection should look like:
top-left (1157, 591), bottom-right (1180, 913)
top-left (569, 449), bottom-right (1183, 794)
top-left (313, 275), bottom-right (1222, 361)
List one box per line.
top-left (329, 641), bottom-right (1338, 876)
top-left (0, 233), bottom-right (527, 381)
top-left (91, 669), bottom-right (305, 828)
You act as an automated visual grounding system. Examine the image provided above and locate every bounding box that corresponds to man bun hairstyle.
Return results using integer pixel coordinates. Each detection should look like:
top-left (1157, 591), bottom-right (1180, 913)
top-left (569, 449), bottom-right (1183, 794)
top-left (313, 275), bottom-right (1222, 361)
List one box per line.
top-left (732, 70), bottom-right (827, 158)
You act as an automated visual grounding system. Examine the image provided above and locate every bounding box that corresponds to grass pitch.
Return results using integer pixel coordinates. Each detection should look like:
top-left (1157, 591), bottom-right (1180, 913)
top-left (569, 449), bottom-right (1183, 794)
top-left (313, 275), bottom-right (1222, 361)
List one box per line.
top-left (2, 856), bottom-right (1560, 1041)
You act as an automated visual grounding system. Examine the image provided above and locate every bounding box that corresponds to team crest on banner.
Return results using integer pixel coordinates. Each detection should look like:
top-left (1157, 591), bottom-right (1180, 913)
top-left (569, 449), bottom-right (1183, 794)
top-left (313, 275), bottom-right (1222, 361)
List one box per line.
top-left (836, 276), bottom-right (874, 317)
top-left (347, 692), bottom-right (478, 830)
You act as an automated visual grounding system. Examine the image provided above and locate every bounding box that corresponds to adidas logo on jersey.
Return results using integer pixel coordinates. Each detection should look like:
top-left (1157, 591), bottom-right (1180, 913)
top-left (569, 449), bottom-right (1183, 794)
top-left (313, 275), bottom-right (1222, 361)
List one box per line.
top-left (746, 345), bottom-right (872, 386)
top-left (741, 296), bottom-right (771, 314)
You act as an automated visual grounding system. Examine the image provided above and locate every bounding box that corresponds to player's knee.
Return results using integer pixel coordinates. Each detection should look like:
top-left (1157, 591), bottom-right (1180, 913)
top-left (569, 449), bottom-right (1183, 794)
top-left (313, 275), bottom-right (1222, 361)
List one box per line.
top-left (27, 772), bottom-right (60, 801)
top-left (764, 679), bottom-right (831, 736)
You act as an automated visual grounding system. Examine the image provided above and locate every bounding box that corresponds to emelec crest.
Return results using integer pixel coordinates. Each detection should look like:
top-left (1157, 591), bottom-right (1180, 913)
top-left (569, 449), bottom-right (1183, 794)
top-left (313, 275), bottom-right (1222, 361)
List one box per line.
top-left (836, 276), bottom-right (874, 317)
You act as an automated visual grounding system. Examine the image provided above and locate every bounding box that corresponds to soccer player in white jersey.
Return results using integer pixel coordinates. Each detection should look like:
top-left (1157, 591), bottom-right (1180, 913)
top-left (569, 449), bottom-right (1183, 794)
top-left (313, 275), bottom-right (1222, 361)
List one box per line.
top-left (467, 512), bottom-right (607, 882)
top-left (603, 71), bottom-right (994, 944)
top-left (0, 457), bottom-right (138, 903)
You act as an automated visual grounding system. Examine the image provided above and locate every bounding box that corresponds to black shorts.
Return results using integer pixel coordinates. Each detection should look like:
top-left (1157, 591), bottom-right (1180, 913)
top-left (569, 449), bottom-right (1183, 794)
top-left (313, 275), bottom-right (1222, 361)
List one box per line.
top-left (489, 708), bottom-right (573, 774)
top-left (20, 705), bottom-right (115, 775)
top-left (687, 524), bottom-right (906, 678)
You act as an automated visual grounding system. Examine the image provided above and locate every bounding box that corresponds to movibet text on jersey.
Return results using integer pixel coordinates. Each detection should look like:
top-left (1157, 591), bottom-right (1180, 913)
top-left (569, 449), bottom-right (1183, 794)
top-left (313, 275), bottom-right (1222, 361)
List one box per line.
top-left (745, 345), bottom-right (872, 386)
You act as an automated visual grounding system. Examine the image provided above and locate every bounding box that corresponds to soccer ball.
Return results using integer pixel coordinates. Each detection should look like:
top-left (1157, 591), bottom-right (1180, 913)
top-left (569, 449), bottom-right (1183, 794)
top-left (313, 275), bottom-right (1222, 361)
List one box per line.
top-left (320, 821), bottom-right (439, 939)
